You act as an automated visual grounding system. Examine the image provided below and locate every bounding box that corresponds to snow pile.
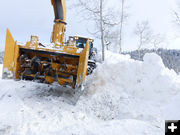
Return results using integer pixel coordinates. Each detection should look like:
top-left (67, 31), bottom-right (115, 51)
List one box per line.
top-left (86, 52), bottom-right (180, 101)
top-left (0, 52), bottom-right (180, 134)
top-left (77, 52), bottom-right (180, 128)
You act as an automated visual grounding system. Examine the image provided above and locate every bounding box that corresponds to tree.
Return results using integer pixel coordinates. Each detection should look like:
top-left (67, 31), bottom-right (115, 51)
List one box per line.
top-left (100, 0), bottom-right (105, 61)
top-left (74, 0), bottom-right (121, 61)
top-left (134, 21), bottom-right (166, 58)
top-left (134, 21), bottom-right (153, 58)
top-left (150, 34), bottom-right (165, 51)
top-left (119, 0), bottom-right (127, 53)
top-left (174, 11), bottom-right (180, 27)
top-left (173, 1), bottom-right (180, 28)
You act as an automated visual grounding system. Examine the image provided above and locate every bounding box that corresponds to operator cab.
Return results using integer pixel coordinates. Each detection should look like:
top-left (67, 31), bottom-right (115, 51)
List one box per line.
top-left (68, 36), bottom-right (97, 60)
top-left (74, 36), bottom-right (93, 49)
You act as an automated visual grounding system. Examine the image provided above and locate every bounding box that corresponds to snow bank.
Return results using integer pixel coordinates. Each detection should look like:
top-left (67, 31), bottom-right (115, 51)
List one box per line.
top-left (0, 52), bottom-right (179, 134)
top-left (77, 51), bottom-right (180, 125)
top-left (86, 52), bottom-right (180, 101)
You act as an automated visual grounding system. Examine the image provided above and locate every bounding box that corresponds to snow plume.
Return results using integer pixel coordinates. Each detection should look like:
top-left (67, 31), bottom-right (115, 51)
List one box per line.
top-left (0, 52), bottom-right (180, 134)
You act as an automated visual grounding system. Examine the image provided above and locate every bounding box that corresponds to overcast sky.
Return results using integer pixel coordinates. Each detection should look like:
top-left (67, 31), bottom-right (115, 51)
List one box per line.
top-left (0, 0), bottom-right (179, 51)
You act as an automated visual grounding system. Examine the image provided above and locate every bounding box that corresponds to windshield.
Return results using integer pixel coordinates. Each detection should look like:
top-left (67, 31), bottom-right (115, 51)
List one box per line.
top-left (76, 38), bottom-right (87, 48)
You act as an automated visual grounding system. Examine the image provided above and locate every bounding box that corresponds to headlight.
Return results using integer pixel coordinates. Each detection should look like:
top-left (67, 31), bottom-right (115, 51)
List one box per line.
top-left (74, 37), bottom-right (79, 40)
top-left (89, 39), bottom-right (93, 42)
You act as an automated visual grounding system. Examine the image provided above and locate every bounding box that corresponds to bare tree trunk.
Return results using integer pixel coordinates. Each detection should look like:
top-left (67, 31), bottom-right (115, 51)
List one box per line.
top-left (138, 34), bottom-right (142, 59)
top-left (119, 0), bottom-right (124, 54)
top-left (100, 0), bottom-right (105, 61)
top-left (138, 49), bottom-right (141, 60)
top-left (134, 21), bottom-right (153, 60)
top-left (106, 44), bottom-right (109, 50)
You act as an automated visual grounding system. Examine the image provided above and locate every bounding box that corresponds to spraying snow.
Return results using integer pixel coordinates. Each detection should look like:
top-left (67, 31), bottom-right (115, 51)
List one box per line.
top-left (0, 52), bottom-right (180, 134)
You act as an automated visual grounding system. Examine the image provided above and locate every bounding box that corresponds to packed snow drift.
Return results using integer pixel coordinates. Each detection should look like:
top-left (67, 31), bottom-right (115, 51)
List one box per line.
top-left (0, 52), bottom-right (180, 135)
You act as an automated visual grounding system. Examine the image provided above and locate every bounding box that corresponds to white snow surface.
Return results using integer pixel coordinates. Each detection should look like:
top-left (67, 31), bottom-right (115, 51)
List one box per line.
top-left (0, 52), bottom-right (180, 134)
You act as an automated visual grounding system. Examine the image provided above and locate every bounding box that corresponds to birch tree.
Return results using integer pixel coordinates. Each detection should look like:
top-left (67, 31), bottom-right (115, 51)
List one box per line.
top-left (119, 0), bottom-right (125, 53)
top-left (150, 34), bottom-right (165, 51)
top-left (173, 2), bottom-right (180, 28)
top-left (134, 21), bottom-right (153, 58)
top-left (100, 0), bottom-right (105, 61)
top-left (75, 0), bottom-right (120, 61)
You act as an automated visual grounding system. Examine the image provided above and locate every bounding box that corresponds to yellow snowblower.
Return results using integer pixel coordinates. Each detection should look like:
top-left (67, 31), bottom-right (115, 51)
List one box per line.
top-left (2, 0), bottom-right (97, 90)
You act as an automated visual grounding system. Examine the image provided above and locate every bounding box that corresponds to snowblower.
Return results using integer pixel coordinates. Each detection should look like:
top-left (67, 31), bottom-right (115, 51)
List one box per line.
top-left (2, 0), bottom-right (97, 90)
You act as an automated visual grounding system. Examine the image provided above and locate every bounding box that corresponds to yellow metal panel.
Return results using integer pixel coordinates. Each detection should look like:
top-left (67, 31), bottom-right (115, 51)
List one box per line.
top-left (77, 40), bottom-right (90, 86)
top-left (58, 78), bottom-right (72, 86)
top-left (3, 29), bottom-right (16, 79)
top-left (14, 44), bottom-right (20, 79)
top-left (52, 23), bottom-right (66, 45)
top-left (45, 76), bottom-right (55, 84)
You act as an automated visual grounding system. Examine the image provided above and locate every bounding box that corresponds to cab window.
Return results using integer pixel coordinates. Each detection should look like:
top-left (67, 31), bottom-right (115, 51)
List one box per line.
top-left (76, 38), bottom-right (87, 48)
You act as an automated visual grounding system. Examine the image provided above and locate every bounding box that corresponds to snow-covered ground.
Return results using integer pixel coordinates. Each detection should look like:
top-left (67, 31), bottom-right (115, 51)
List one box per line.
top-left (0, 52), bottom-right (180, 134)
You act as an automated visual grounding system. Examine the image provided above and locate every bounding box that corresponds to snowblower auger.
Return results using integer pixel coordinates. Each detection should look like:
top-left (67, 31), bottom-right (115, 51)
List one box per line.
top-left (2, 0), bottom-right (96, 90)
top-left (3, 29), bottom-right (90, 89)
